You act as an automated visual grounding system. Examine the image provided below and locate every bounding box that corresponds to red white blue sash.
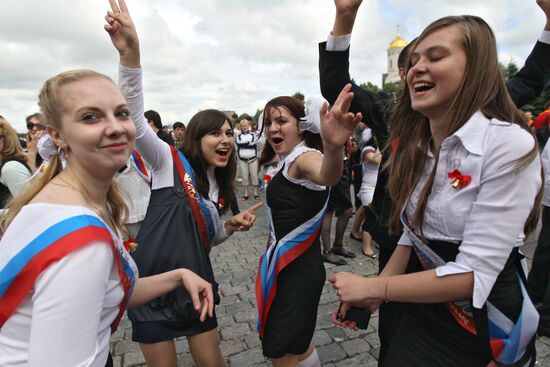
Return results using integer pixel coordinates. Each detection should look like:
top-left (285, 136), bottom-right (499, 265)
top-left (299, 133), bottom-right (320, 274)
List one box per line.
top-left (0, 214), bottom-right (136, 333)
top-left (255, 200), bottom-right (328, 337)
top-left (131, 150), bottom-right (150, 183)
top-left (402, 214), bottom-right (538, 366)
top-left (170, 146), bottom-right (217, 253)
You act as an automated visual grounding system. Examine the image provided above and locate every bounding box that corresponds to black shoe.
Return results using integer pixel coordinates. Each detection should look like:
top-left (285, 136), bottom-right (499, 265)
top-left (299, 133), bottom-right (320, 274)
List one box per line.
top-left (332, 246), bottom-right (356, 258)
top-left (322, 252), bottom-right (347, 265)
top-left (349, 232), bottom-right (362, 242)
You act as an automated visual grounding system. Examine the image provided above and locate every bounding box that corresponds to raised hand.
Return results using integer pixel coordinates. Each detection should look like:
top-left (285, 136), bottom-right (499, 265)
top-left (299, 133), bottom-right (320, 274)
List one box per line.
top-left (537, 0), bottom-right (550, 30)
top-left (332, 0), bottom-right (363, 35)
top-left (104, 0), bottom-right (140, 68)
top-left (319, 83), bottom-right (362, 151)
top-left (334, 0), bottom-right (363, 14)
top-left (225, 201), bottom-right (264, 234)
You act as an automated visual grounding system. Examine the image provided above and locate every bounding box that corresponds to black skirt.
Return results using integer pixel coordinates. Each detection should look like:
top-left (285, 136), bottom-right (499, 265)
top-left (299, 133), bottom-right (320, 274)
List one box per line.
top-left (382, 241), bottom-right (530, 367)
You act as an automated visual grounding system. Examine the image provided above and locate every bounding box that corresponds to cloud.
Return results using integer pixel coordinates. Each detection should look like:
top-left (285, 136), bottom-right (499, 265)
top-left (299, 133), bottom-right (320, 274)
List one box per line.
top-left (0, 0), bottom-right (546, 132)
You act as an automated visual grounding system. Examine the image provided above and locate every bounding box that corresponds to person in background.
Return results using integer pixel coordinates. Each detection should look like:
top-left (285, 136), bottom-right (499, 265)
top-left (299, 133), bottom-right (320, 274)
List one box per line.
top-left (172, 121), bottom-right (186, 149)
top-left (144, 109), bottom-right (175, 146)
top-left (0, 117), bottom-right (32, 209)
top-left (236, 119), bottom-right (260, 200)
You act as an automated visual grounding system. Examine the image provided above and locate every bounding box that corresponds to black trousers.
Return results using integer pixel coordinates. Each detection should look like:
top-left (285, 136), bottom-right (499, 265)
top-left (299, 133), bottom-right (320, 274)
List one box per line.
top-left (528, 205), bottom-right (550, 332)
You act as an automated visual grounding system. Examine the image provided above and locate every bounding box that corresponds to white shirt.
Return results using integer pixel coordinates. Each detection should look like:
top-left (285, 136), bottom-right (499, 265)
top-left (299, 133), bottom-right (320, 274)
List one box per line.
top-left (115, 156), bottom-right (151, 224)
top-left (0, 204), bottom-right (138, 367)
top-left (541, 142), bottom-right (550, 206)
top-left (397, 111), bottom-right (541, 308)
top-left (358, 146), bottom-right (380, 206)
top-left (118, 65), bottom-right (227, 245)
top-left (0, 161), bottom-right (31, 198)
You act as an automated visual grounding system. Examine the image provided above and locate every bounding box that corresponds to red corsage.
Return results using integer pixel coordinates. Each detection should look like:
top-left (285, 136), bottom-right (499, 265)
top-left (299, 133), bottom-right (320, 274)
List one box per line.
top-left (263, 174), bottom-right (272, 185)
top-left (218, 198), bottom-right (225, 209)
top-left (448, 169), bottom-right (471, 189)
top-left (123, 236), bottom-right (138, 253)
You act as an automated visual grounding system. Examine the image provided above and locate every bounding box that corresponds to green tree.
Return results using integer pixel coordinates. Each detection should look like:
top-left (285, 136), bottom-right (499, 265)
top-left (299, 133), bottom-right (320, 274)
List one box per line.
top-left (383, 81), bottom-right (401, 94)
top-left (253, 109), bottom-right (263, 124)
top-left (358, 82), bottom-right (379, 94)
top-left (292, 91), bottom-right (305, 101)
top-left (500, 61), bottom-right (519, 80)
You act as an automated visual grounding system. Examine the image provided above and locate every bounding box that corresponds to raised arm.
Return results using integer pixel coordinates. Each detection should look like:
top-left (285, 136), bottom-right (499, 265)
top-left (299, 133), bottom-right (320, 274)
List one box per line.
top-left (104, 0), bottom-right (171, 171)
top-left (319, 0), bottom-right (389, 148)
top-left (507, 0), bottom-right (550, 107)
top-left (295, 84), bottom-right (362, 187)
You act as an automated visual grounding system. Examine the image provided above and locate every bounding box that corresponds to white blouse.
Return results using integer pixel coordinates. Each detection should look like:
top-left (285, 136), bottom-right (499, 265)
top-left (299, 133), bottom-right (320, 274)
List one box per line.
top-left (118, 65), bottom-right (227, 245)
top-left (398, 111), bottom-right (541, 308)
top-left (0, 204), bottom-right (138, 367)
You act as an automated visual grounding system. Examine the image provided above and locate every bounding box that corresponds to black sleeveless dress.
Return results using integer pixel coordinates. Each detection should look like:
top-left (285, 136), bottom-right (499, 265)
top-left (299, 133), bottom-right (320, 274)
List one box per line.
top-left (128, 163), bottom-right (220, 343)
top-left (260, 158), bottom-right (329, 358)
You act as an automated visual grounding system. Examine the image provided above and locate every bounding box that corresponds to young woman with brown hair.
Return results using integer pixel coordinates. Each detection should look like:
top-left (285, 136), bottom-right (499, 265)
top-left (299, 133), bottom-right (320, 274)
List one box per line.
top-left (329, 15), bottom-right (542, 366)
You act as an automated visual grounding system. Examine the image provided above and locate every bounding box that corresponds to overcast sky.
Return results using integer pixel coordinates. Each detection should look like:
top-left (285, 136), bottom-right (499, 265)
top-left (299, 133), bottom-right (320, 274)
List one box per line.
top-left (0, 0), bottom-right (546, 132)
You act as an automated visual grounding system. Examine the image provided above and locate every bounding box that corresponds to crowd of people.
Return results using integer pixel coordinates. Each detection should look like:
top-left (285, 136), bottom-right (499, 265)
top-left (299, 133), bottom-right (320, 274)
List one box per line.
top-left (1, 0), bottom-right (550, 366)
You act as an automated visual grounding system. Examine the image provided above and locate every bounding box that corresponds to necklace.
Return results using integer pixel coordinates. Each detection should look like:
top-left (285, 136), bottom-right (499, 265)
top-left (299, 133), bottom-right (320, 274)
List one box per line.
top-left (51, 176), bottom-right (112, 226)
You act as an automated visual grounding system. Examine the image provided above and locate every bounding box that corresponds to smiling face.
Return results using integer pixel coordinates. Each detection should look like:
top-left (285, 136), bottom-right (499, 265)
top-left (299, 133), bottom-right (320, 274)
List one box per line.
top-left (200, 120), bottom-right (234, 167)
top-left (265, 106), bottom-right (302, 155)
top-left (53, 77), bottom-right (135, 179)
top-left (407, 24), bottom-right (467, 121)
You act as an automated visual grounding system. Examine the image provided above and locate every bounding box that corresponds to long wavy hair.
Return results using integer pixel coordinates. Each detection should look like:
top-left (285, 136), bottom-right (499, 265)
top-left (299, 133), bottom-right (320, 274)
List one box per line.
top-left (1, 70), bottom-right (128, 233)
top-left (0, 117), bottom-right (28, 164)
top-left (259, 96), bottom-right (323, 166)
top-left (387, 15), bottom-right (541, 237)
top-left (181, 109), bottom-right (236, 214)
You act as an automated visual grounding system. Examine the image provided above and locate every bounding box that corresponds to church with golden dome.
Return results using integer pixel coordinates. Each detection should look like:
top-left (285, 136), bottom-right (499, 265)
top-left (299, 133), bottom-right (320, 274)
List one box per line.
top-left (382, 31), bottom-right (408, 86)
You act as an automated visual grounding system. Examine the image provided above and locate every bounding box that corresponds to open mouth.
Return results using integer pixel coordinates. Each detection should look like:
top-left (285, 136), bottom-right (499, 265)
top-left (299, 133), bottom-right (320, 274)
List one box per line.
top-left (413, 82), bottom-right (434, 93)
top-left (271, 137), bottom-right (283, 144)
top-left (215, 148), bottom-right (229, 157)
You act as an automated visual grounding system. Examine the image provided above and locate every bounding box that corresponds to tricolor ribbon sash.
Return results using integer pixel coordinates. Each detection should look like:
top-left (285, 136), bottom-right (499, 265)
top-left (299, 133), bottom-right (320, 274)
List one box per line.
top-left (0, 214), bottom-right (136, 333)
top-left (401, 213), bottom-right (538, 366)
top-left (131, 150), bottom-right (150, 183)
top-left (170, 146), bottom-right (217, 253)
top-left (255, 199), bottom-right (328, 337)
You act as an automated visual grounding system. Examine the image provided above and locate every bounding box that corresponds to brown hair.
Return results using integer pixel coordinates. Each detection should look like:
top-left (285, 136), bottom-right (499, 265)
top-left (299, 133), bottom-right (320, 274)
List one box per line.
top-left (1, 70), bottom-right (128, 233)
top-left (259, 96), bottom-right (323, 166)
top-left (387, 15), bottom-right (540, 237)
top-left (0, 117), bottom-right (28, 164)
top-left (181, 109), bottom-right (236, 214)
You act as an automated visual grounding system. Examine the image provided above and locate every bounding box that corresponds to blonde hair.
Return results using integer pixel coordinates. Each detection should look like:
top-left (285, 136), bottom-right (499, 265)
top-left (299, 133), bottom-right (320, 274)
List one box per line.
top-left (387, 15), bottom-right (541, 237)
top-left (0, 117), bottom-right (28, 164)
top-left (1, 70), bottom-right (128, 233)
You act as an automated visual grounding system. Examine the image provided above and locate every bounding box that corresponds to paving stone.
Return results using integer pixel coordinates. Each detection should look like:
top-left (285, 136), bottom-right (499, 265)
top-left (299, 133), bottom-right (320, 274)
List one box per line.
top-left (122, 351), bottom-right (146, 366)
top-left (317, 343), bottom-right (347, 363)
top-left (341, 338), bottom-right (370, 357)
top-left (227, 348), bottom-right (266, 366)
top-left (109, 196), bottom-right (543, 367)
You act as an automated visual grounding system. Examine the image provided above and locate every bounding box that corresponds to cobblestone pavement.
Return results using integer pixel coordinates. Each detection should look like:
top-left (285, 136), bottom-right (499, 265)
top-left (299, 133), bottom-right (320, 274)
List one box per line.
top-left (110, 190), bottom-right (550, 366)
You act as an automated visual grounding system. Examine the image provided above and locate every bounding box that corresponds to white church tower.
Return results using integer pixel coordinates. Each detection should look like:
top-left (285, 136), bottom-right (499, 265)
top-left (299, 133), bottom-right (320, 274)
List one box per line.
top-left (382, 29), bottom-right (408, 86)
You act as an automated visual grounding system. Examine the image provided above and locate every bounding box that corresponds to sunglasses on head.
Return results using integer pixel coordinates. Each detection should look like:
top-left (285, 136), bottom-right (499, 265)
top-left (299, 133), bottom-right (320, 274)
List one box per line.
top-left (27, 122), bottom-right (46, 131)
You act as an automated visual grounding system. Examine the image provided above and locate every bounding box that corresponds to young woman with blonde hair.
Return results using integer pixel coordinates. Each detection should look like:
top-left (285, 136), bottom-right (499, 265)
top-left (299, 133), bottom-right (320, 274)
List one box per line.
top-left (0, 69), bottom-right (214, 367)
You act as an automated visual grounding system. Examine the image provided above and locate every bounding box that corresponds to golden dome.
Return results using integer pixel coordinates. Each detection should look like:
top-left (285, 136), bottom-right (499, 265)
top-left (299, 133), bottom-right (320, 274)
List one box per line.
top-left (388, 35), bottom-right (408, 49)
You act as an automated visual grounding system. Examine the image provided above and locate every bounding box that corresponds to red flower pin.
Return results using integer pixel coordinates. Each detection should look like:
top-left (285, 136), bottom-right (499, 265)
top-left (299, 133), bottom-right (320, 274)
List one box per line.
top-left (448, 169), bottom-right (471, 189)
top-left (123, 236), bottom-right (138, 253)
top-left (263, 174), bottom-right (272, 185)
top-left (218, 198), bottom-right (225, 208)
